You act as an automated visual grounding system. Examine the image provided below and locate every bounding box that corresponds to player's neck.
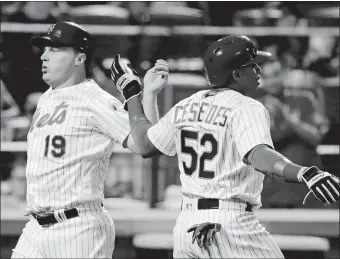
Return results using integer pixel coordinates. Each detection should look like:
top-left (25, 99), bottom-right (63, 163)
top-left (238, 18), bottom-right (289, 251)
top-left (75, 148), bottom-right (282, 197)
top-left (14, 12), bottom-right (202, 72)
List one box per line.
top-left (52, 70), bottom-right (87, 90)
top-left (227, 82), bottom-right (244, 95)
top-left (227, 82), bottom-right (256, 98)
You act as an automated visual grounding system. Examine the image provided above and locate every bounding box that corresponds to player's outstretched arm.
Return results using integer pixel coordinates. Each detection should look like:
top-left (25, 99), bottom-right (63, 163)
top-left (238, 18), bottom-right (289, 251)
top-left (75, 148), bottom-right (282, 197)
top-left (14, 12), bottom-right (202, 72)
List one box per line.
top-left (245, 145), bottom-right (340, 204)
top-left (110, 54), bottom-right (164, 157)
top-left (142, 59), bottom-right (169, 125)
top-left (125, 96), bottom-right (161, 157)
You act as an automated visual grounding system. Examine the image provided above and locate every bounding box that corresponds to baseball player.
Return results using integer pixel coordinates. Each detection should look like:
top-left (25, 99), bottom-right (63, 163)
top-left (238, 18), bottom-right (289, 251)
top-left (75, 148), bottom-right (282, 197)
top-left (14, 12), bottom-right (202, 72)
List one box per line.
top-left (111, 35), bottom-right (340, 258)
top-left (11, 21), bottom-right (169, 258)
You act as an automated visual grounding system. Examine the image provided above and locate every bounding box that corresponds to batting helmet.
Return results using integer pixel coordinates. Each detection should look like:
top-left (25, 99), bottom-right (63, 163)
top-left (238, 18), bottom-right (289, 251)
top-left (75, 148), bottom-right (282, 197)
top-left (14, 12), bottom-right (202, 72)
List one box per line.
top-left (204, 35), bottom-right (271, 87)
top-left (31, 21), bottom-right (94, 57)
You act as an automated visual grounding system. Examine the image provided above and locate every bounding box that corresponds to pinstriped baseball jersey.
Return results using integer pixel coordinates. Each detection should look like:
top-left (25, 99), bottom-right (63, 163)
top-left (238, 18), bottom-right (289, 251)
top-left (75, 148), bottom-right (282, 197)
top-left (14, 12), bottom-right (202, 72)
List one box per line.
top-left (148, 89), bottom-right (273, 209)
top-left (26, 79), bottom-right (130, 213)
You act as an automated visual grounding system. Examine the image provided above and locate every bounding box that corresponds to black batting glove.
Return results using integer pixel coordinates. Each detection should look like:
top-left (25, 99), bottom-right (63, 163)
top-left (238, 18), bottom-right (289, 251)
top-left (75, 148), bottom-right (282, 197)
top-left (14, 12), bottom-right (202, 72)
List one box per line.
top-left (187, 222), bottom-right (221, 248)
top-left (299, 166), bottom-right (340, 204)
top-left (110, 54), bottom-right (142, 110)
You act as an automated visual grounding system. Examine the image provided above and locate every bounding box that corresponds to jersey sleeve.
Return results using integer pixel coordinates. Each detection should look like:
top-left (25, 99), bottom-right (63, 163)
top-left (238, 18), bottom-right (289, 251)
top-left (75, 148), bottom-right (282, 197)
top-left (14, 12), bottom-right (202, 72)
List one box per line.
top-left (90, 95), bottom-right (130, 145)
top-left (230, 103), bottom-right (274, 160)
top-left (147, 107), bottom-right (176, 156)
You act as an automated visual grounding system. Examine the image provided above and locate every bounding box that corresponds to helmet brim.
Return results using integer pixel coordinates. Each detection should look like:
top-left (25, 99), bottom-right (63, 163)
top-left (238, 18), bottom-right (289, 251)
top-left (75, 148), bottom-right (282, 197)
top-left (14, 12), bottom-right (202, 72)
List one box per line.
top-left (244, 50), bottom-right (272, 66)
top-left (31, 36), bottom-right (72, 49)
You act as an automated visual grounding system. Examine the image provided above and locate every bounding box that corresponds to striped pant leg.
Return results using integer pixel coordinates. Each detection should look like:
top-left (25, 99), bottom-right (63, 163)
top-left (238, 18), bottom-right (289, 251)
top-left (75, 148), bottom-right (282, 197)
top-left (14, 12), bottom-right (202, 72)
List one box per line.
top-left (42, 210), bottom-right (115, 258)
top-left (173, 211), bottom-right (192, 258)
top-left (231, 211), bottom-right (285, 259)
top-left (11, 219), bottom-right (44, 258)
top-left (173, 211), bottom-right (213, 259)
top-left (173, 211), bottom-right (204, 258)
top-left (174, 209), bottom-right (284, 259)
top-left (192, 210), bottom-right (237, 259)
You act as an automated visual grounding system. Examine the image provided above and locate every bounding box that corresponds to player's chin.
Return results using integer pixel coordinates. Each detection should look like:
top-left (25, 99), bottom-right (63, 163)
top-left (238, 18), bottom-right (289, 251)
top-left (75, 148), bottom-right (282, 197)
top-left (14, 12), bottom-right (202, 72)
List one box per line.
top-left (42, 73), bottom-right (51, 83)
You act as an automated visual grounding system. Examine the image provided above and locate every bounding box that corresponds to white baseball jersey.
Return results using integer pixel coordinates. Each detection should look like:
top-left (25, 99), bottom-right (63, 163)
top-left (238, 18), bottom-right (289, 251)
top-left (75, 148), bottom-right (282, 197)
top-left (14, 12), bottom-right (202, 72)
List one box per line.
top-left (13, 79), bottom-right (129, 258)
top-left (148, 88), bottom-right (273, 209)
top-left (26, 79), bottom-right (130, 212)
top-left (148, 89), bottom-right (284, 259)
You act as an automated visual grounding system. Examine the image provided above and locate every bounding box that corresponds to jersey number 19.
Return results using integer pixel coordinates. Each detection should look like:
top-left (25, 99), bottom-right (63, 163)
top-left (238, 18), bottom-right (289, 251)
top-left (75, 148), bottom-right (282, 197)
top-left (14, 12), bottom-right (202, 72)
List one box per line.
top-left (44, 135), bottom-right (66, 158)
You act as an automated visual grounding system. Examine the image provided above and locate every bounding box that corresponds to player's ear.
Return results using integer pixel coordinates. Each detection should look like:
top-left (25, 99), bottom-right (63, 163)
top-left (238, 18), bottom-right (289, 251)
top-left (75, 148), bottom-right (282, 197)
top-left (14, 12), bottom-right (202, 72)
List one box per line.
top-left (232, 69), bottom-right (240, 81)
top-left (75, 53), bottom-right (86, 66)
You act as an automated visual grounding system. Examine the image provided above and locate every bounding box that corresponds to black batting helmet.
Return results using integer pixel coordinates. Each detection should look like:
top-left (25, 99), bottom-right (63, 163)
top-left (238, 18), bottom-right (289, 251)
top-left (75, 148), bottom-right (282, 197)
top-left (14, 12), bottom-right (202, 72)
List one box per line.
top-left (31, 21), bottom-right (94, 53)
top-left (31, 21), bottom-right (95, 74)
top-left (33, 21), bottom-right (94, 56)
top-left (204, 35), bottom-right (271, 87)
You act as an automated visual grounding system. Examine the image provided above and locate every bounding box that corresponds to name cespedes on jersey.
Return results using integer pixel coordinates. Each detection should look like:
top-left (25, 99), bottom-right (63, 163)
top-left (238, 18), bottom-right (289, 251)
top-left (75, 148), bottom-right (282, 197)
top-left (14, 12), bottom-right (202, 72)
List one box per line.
top-left (174, 101), bottom-right (230, 127)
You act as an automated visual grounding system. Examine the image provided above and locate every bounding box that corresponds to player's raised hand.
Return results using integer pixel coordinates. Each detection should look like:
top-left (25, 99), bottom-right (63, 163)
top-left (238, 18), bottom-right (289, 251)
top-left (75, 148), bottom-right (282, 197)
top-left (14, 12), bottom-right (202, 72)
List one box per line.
top-left (299, 166), bottom-right (340, 204)
top-left (143, 59), bottom-right (169, 95)
top-left (110, 54), bottom-right (142, 110)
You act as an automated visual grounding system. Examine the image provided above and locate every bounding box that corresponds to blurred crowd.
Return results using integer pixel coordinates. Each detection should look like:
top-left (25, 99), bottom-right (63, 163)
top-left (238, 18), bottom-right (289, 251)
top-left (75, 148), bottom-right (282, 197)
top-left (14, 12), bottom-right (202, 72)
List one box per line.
top-left (1, 1), bottom-right (339, 208)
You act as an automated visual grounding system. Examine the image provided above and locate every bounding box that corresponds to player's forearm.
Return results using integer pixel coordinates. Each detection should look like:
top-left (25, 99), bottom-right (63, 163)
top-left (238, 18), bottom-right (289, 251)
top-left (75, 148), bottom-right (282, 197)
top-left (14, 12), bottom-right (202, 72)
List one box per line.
top-left (245, 145), bottom-right (307, 183)
top-left (142, 92), bottom-right (159, 125)
top-left (127, 96), bottom-right (158, 157)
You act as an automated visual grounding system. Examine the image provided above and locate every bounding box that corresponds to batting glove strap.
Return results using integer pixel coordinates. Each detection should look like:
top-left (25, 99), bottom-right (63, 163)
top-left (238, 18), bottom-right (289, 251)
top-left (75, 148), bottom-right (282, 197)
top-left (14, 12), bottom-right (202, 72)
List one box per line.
top-left (122, 82), bottom-right (142, 111)
top-left (121, 80), bottom-right (142, 101)
top-left (301, 166), bottom-right (340, 204)
top-left (115, 73), bottom-right (142, 101)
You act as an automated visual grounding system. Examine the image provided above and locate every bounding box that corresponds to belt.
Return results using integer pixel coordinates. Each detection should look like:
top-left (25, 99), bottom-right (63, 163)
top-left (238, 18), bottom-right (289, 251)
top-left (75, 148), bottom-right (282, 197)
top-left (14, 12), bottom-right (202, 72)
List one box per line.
top-left (32, 202), bottom-right (103, 226)
top-left (32, 208), bottom-right (79, 226)
top-left (182, 198), bottom-right (253, 212)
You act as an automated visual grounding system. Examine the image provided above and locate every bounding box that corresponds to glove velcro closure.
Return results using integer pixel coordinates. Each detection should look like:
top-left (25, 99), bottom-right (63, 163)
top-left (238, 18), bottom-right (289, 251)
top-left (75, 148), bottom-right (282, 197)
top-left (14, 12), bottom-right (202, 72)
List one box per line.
top-left (122, 81), bottom-right (142, 111)
top-left (302, 166), bottom-right (320, 182)
top-left (122, 80), bottom-right (142, 100)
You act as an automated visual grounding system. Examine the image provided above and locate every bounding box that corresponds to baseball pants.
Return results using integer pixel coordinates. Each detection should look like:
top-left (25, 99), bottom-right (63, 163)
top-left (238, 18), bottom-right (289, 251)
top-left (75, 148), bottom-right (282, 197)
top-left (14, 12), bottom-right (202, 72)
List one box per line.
top-left (11, 202), bottom-right (115, 258)
top-left (173, 198), bottom-right (284, 258)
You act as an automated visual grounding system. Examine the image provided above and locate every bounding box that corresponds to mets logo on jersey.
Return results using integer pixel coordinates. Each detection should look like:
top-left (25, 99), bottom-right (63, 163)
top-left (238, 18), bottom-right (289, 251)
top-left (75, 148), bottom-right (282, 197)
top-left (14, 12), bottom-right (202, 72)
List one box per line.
top-left (29, 102), bottom-right (69, 133)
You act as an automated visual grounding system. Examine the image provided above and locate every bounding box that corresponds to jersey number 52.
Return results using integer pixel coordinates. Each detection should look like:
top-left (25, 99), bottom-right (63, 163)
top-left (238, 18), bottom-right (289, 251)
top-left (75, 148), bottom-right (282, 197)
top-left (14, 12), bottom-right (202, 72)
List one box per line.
top-left (180, 129), bottom-right (218, 179)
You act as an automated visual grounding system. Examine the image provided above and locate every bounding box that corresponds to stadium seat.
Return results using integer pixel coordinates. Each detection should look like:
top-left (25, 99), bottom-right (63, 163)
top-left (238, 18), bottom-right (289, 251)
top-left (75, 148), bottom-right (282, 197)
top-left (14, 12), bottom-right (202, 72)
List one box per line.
top-left (149, 2), bottom-right (204, 25)
top-left (306, 6), bottom-right (340, 26)
top-left (133, 233), bottom-right (330, 259)
top-left (233, 3), bottom-right (284, 26)
top-left (68, 4), bottom-right (130, 25)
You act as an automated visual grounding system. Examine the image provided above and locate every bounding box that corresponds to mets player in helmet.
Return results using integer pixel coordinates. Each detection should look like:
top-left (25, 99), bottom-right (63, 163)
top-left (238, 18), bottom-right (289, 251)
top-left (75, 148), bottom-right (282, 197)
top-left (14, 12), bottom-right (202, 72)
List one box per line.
top-left (111, 35), bottom-right (340, 258)
top-left (11, 21), bottom-right (169, 258)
